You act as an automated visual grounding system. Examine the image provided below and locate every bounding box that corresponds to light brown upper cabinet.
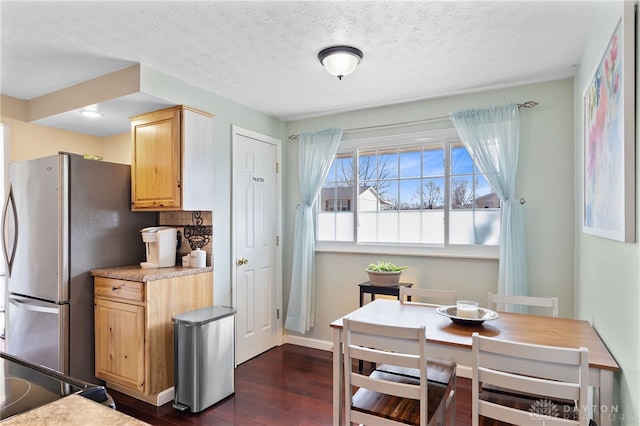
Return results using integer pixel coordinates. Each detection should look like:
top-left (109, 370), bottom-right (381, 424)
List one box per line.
top-left (130, 105), bottom-right (214, 211)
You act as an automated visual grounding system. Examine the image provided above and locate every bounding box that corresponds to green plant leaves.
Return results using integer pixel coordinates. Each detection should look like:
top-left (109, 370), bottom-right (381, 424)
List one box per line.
top-left (366, 261), bottom-right (408, 272)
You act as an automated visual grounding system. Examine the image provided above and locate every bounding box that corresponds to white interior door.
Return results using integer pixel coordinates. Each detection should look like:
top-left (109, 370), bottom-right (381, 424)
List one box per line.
top-left (232, 127), bottom-right (280, 365)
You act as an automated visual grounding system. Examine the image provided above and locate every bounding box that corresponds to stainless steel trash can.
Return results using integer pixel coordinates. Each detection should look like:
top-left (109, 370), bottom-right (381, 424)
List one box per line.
top-left (172, 306), bottom-right (236, 413)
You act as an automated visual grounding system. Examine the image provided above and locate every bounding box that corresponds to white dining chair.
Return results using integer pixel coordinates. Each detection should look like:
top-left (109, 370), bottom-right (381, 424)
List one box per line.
top-left (377, 287), bottom-right (458, 422)
top-left (471, 332), bottom-right (589, 426)
top-left (487, 292), bottom-right (559, 317)
top-left (361, 285), bottom-right (458, 412)
top-left (400, 287), bottom-right (458, 306)
top-left (343, 317), bottom-right (456, 426)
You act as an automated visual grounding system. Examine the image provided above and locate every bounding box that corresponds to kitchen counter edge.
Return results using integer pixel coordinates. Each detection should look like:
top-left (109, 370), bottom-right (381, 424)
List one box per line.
top-left (1, 394), bottom-right (150, 425)
top-left (91, 265), bottom-right (213, 282)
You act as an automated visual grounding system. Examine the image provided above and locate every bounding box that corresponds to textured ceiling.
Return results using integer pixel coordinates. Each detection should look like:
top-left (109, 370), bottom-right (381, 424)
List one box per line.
top-left (1, 0), bottom-right (596, 135)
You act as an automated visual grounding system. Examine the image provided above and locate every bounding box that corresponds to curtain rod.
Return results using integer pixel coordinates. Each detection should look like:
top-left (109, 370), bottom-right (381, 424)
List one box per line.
top-left (287, 100), bottom-right (538, 141)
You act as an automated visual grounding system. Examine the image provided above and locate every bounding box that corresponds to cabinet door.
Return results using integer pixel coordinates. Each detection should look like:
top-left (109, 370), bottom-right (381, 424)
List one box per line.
top-left (131, 106), bottom-right (181, 210)
top-left (94, 298), bottom-right (145, 392)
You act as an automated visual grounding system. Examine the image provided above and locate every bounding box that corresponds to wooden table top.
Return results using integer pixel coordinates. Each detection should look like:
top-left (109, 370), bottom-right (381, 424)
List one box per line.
top-left (331, 299), bottom-right (619, 372)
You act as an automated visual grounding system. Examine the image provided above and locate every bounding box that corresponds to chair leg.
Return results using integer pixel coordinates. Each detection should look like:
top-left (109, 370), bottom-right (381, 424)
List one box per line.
top-left (434, 405), bottom-right (447, 426)
top-left (439, 383), bottom-right (456, 425)
top-left (449, 380), bottom-right (456, 425)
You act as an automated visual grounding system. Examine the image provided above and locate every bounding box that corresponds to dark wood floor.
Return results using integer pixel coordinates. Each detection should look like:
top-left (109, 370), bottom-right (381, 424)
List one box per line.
top-left (110, 343), bottom-right (474, 425)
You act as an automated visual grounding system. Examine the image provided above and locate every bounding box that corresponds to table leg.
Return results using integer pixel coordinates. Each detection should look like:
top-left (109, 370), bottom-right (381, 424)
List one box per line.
top-left (333, 327), bottom-right (343, 425)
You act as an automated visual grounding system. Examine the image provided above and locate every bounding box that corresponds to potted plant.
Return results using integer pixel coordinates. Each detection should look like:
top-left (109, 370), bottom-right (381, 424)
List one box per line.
top-left (366, 261), bottom-right (408, 287)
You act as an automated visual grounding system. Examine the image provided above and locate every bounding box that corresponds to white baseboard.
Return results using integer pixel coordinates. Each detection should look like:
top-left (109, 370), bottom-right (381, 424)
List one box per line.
top-left (283, 334), bottom-right (332, 352)
top-left (456, 364), bottom-right (472, 379)
top-left (282, 334), bottom-right (472, 379)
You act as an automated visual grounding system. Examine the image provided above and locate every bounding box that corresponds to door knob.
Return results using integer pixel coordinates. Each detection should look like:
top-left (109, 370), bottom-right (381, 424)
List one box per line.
top-left (237, 258), bottom-right (248, 265)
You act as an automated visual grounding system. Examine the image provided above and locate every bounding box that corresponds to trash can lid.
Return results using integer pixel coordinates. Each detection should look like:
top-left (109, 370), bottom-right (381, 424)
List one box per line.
top-left (172, 306), bottom-right (236, 325)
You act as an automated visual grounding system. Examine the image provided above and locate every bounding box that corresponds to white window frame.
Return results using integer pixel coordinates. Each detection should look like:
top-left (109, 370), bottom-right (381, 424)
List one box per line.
top-left (315, 128), bottom-right (499, 259)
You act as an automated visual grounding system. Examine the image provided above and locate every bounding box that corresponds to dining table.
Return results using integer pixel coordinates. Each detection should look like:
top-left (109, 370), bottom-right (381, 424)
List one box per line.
top-left (330, 298), bottom-right (619, 426)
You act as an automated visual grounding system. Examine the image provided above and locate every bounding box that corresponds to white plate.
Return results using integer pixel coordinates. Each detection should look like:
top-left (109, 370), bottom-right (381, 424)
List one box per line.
top-left (436, 305), bottom-right (499, 326)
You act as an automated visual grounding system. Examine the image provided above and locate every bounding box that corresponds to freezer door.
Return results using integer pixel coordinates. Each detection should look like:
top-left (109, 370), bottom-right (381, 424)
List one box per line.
top-left (4, 155), bottom-right (66, 302)
top-left (6, 295), bottom-right (69, 374)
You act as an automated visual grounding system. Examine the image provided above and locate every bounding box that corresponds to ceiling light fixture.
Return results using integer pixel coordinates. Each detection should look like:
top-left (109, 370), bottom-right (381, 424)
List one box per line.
top-left (79, 109), bottom-right (103, 118)
top-left (318, 46), bottom-right (363, 80)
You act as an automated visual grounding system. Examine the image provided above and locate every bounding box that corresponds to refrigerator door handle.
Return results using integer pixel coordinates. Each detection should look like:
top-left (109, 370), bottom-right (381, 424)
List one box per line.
top-left (2, 184), bottom-right (18, 276)
top-left (9, 296), bottom-right (60, 315)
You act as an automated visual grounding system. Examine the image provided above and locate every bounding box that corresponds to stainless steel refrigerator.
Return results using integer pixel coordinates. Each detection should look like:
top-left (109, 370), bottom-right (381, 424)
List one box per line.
top-left (2, 152), bottom-right (156, 383)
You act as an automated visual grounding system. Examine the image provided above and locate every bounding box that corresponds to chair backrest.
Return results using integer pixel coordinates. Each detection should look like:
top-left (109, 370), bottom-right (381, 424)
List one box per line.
top-left (399, 286), bottom-right (458, 306)
top-left (471, 332), bottom-right (589, 426)
top-left (487, 292), bottom-right (559, 317)
top-left (343, 317), bottom-right (444, 426)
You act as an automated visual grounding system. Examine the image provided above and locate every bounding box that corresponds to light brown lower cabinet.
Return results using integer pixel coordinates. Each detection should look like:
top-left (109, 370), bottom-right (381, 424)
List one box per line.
top-left (94, 271), bottom-right (213, 406)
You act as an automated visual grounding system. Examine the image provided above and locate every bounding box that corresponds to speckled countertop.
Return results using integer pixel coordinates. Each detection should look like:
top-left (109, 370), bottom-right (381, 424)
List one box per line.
top-left (2, 394), bottom-right (150, 425)
top-left (91, 265), bottom-right (212, 282)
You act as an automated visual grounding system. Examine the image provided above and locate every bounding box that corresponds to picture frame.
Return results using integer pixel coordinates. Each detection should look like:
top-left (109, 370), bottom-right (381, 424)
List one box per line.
top-left (582, 1), bottom-right (635, 242)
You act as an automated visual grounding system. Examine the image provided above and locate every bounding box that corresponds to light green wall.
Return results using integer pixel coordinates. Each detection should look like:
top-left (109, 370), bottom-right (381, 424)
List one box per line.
top-left (2, 67), bottom-right (288, 309)
top-left (574, 1), bottom-right (639, 423)
top-left (284, 78), bottom-right (576, 344)
top-left (138, 65), bottom-right (287, 307)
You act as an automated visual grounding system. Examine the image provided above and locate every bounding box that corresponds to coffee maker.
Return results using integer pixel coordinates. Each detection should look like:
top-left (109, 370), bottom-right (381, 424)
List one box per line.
top-left (140, 226), bottom-right (177, 268)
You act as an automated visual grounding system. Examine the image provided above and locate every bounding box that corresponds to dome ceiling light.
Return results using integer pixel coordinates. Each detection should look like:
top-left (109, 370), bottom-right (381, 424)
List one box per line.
top-left (318, 46), bottom-right (363, 80)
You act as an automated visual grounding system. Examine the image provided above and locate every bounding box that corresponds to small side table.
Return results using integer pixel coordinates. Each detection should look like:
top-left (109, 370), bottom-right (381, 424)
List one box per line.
top-left (358, 281), bottom-right (413, 307)
top-left (357, 281), bottom-right (413, 374)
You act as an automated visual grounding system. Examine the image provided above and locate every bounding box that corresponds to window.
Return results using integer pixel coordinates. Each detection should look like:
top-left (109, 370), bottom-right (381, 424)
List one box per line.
top-left (316, 129), bottom-right (501, 254)
top-left (318, 154), bottom-right (355, 241)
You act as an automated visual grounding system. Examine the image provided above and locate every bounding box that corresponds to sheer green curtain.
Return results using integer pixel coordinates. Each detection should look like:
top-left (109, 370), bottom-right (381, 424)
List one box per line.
top-left (285, 128), bottom-right (343, 333)
top-left (449, 104), bottom-right (527, 312)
